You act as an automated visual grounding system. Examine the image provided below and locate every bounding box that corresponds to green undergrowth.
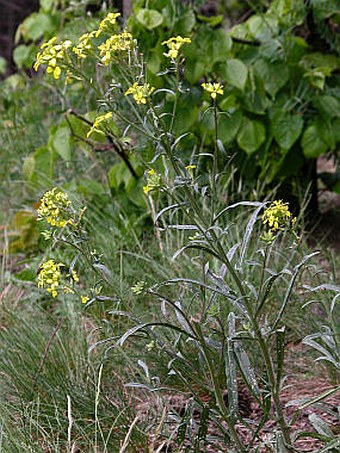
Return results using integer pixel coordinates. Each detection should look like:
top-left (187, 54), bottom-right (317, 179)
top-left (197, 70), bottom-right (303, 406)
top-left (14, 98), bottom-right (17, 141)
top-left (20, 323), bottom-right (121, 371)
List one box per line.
top-left (0, 302), bottom-right (147, 452)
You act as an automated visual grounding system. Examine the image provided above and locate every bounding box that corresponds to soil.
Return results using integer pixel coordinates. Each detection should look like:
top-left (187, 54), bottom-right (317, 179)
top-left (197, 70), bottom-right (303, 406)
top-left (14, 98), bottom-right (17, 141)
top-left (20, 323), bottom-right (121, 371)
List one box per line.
top-left (137, 343), bottom-right (339, 452)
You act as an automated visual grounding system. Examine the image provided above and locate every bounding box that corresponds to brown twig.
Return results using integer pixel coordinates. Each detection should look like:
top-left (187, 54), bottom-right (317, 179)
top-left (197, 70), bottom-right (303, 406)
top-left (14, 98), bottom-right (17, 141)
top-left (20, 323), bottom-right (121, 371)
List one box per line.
top-left (66, 109), bottom-right (138, 179)
top-left (33, 319), bottom-right (63, 388)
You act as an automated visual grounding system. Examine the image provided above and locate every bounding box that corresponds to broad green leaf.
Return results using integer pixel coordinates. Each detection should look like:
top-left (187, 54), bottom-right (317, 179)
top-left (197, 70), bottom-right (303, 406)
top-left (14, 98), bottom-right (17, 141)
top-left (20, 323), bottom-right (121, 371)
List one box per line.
top-left (311, 0), bottom-right (340, 20)
top-left (271, 110), bottom-right (304, 150)
top-left (268, 0), bottom-right (306, 26)
top-left (318, 119), bottom-right (335, 149)
top-left (13, 44), bottom-right (35, 69)
top-left (174, 10), bottom-right (196, 35)
top-left (237, 118), bottom-right (266, 154)
top-left (147, 49), bottom-right (161, 74)
top-left (224, 59), bottom-right (248, 90)
top-left (184, 25), bottom-right (232, 82)
top-left (211, 29), bottom-right (232, 63)
top-left (304, 69), bottom-right (326, 90)
top-left (332, 118), bottom-right (340, 143)
top-left (218, 111), bottom-right (243, 143)
top-left (28, 146), bottom-right (55, 189)
top-left (18, 13), bottom-right (53, 41)
top-left (40, 0), bottom-right (55, 11)
top-left (302, 123), bottom-right (329, 158)
top-left (219, 94), bottom-right (237, 112)
top-left (173, 89), bottom-right (200, 134)
top-left (254, 59), bottom-right (289, 97)
top-left (247, 14), bottom-right (279, 40)
top-left (48, 124), bottom-right (71, 161)
top-left (315, 95), bottom-right (340, 118)
top-left (301, 52), bottom-right (340, 73)
top-left (136, 9), bottom-right (163, 30)
top-left (184, 38), bottom-right (206, 83)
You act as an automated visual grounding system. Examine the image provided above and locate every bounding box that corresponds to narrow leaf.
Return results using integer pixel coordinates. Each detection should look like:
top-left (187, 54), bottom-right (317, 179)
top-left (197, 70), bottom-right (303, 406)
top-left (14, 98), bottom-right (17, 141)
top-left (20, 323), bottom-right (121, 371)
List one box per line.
top-left (226, 313), bottom-right (238, 419)
top-left (236, 203), bottom-right (265, 270)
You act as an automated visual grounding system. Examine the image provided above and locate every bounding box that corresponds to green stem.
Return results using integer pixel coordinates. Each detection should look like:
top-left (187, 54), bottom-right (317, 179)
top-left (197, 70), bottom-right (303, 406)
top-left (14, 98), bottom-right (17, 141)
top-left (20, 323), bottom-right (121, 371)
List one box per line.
top-left (169, 61), bottom-right (180, 134)
top-left (211, 101), bottom-right (218, 223)
top-left (195, 324), bottom-right (245, 452)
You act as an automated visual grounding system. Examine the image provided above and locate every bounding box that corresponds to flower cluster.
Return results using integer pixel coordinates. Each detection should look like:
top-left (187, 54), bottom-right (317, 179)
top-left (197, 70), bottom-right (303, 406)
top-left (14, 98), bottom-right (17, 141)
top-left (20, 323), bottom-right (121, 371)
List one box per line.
top-left (96, 12), bottom-right (121, 36)
top-left (37, 187), bottom-right (74, 228)
top-left (37, 260), bottom-right (86, 300)
top-left (37, 260), bottom-right (64, 298)
top-left (202, 82), bottom-right (224, 100)
top-left (143, 169), bottom-right (162, 194)
top-left (72, 31), bottom-right (96, 59)
top-left (34, 37), bottom-right (72, 79)
top-left (131, 280), bottom-right (148, 295)
top-left (125, 82), bottom-right (155, 104)
top-left (87, 112), bottom-right (113, 138)
top-left (162, 36), bottom-right (191, 59)
top-left (262, 200), bottom-right (292, 233)
top-left (98, 30), bottom-right (133, 65)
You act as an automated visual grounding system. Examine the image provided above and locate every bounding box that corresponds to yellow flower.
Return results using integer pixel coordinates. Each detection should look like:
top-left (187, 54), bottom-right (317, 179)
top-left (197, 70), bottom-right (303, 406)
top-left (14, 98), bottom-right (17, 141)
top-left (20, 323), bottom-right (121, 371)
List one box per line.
top-left (70, 270), bottom-right (79, 283)
top-left (72, 31), bottom-right (96, 59)
top-left (262, 200), bottom-right (292, 233)
top-left (143, 169), bottom-right (161, 194)
top-left (37, 187), bottom-right (74, 228)
top-left (37, 260), bottom-right (64, 298)
top-left (125, 82), bottom-right (155, 105)
top-left (162, 36), bottom-right (191, 59)
top-left (81, 295), bottom-right (90, 304)
top-left (96, 12), bottom-right (121, 36)
top-left (131, 281), bottom-right (147, 295)
top-left (34, 37), bottom-right (72, 80)
top-left (201, 82), bottom-right (224, 100)
top-left (87, 112), bottom-right (112, 138)
top-left (98, 30), bottom-right (133, 65)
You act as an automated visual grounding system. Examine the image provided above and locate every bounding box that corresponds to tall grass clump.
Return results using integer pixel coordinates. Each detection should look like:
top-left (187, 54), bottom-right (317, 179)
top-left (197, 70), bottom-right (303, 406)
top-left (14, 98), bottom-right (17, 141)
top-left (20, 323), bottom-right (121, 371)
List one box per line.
top-left (0, 303), bottom-right (147, 452)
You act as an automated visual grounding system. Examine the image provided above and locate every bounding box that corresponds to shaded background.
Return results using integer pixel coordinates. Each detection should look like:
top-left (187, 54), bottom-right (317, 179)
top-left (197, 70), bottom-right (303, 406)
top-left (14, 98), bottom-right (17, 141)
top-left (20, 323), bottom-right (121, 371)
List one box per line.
top-left (0, 0), bottom-right (132, 77)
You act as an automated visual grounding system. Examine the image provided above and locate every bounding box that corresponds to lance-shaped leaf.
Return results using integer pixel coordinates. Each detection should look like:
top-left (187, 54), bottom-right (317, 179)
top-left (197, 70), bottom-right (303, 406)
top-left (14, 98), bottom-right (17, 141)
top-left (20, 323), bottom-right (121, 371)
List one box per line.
top-left (226, 313), bottom-right (238, 419)
top-left (272, 252), bottom-right (319, 330)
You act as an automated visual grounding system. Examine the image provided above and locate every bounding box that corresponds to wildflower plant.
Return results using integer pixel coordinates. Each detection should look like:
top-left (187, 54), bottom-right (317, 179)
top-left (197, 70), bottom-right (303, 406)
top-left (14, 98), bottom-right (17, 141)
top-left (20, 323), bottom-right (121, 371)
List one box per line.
top-left (162, 36), bottom-right (191, 59)
top-left (37, 259), bottom-right (64, 298)
top-left (36, 188), bottom-right (104, 307)
top-left (33, 10), bottom-right (339, 452)
top-left (143, 169), bottom-right (162, 194)
top-left (201, 82), bottom-right (224, 100)
top-left (262, 200), bottom-right (294, 233)
top-left (37, 187), bottom-right (75, 228)
top-left (125, 83), bottom-right (155, 105)
top-left (34, 37), bottom-right (72, 80)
